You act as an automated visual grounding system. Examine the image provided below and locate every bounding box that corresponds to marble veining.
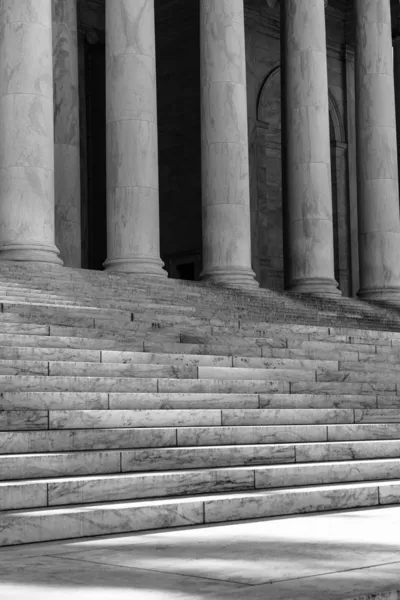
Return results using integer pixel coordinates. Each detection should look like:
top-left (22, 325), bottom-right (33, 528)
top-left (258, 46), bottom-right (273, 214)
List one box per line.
top-left (0, 427), bottom-right (176, 453)
top-left (121, 444), bottom-right (296, 472)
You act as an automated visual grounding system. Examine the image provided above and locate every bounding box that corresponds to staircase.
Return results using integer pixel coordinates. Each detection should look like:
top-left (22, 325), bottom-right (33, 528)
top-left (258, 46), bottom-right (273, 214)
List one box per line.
top-left (1, 262), bottom-right (400, 546)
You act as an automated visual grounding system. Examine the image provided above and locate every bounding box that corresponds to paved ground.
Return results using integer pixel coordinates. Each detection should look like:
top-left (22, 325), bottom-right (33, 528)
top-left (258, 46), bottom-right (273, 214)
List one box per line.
top-left (1, 506), bottom-right (400, 599)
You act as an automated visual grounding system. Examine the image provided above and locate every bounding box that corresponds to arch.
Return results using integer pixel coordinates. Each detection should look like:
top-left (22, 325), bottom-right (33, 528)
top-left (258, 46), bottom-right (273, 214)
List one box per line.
top-left (328, 91), bottom-right (346, 143)
top-left (255, 64), bottom-right (350, 294)
top-left (257, 64), bottom-right (346, 144)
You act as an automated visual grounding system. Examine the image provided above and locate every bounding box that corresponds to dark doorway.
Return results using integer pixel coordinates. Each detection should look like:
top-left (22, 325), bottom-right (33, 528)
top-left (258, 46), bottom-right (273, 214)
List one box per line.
top-left (176, 262), bottom-right (195, 281)
top-left (82, 39), bottom-right (107, 271)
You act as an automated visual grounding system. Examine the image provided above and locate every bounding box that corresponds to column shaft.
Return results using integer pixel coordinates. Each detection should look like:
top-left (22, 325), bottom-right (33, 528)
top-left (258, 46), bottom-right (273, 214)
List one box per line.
top-left (53, 0), bottom-right (81, 267)
top-left (199, 0), bottom-right (258, 288)
top-left (393, 35), bottom-right (400, 200)
top-left (0, 0), bottom-right (62, 264)
top-left (281, 0), bottom-right (339, 296)
top-left (104, 0), bottom-right (166, 277)
top-left (355, 0), bottom-right (400, 302)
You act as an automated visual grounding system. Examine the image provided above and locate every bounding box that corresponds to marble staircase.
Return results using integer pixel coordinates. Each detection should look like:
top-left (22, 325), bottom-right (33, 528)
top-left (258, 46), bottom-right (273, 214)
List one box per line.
top-left (1, 264), bottom-right (400, 545)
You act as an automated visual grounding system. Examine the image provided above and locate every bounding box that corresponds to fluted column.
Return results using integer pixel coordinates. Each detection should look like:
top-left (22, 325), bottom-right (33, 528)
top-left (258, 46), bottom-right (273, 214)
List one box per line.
top-left (0, 0), bottom-right (62, 264)
top-left (281, 0), bottom-right (340, 296)
top-left (355, 0), bottom-right (400, 302)
top-left (104, 0), bottom-right (166, 277)
top-left (52, 0), bottom-right (81, 267)
top-left (199, 0), bottom-right (258, 289)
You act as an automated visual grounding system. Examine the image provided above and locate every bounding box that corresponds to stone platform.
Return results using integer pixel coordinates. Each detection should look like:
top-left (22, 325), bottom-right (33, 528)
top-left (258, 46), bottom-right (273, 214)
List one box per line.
top-left (1, 506), bottom-right (400, 599)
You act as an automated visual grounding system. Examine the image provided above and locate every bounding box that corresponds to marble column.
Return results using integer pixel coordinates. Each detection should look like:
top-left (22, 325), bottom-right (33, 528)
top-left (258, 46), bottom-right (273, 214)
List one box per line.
top-left (52, 0), bottom-right (81, 267)
top-left (345, 48), bottom-right (360, 298)
top-left (103, 0), bottom-right (166, 277)
top-left (0, 0), bottom-right (62, 264)
top-left (281, 0), bottom-right (340, 296)
top-left (393, 32), bottom-right (400, 197)
top-left (199, 0), bottom-right (258, 288)
top-left (355, 0), bottom-right (400, 302)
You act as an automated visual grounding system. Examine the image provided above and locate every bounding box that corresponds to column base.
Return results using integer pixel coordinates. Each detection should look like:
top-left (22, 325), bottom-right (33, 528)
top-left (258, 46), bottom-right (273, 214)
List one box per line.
top-left (287, 277), bottom-right (342, 298)
top-left (103, 256), bottom-right (168, 279)
top-left (0, 243), bottom-right (63, 265)
top-left (358, 286), bottom-right (400, 307)
top-left (200, 266), bottom-right (259, 290)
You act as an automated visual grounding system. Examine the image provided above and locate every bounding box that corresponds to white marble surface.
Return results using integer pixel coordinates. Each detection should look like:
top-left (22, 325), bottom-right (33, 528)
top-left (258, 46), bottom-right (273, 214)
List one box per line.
top-left (200, 0), bottom-right (257, 288)
top-left (121, 443), bottom-right (295, 472)
top-left (46, 468), bottom-right (254, 506)
top-left (109, 392), bottom-right (260, 410)
top-left (0, 0), bottom-right (62, 264)
top-left (280, 0), bottom-right (339, 296)
top-left (49, 408), bottom-right (222, 429)
top-left (0, 426), bottom-right (176, 453)
top-left (296, 439), bottom-right (400, 463)
top-left (176, 424), bottom-right (327, 446)
top-left (104, 0), bottom-right (165, 277)
top-left (1, 450), bottom-right (120, 480)
top-left (52, 0), bottom-right (81, 267)
top-left (1, 507), bottom-right (400, 598)
top-left (158, 378), bottom-right (289, 394)
top-left (0, 374), bottom-right (159, 392)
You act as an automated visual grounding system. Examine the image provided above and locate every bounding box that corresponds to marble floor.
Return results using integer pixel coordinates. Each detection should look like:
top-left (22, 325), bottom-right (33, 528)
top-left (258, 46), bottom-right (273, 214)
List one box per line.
top-left (1, 506), bottom-right (400, 600)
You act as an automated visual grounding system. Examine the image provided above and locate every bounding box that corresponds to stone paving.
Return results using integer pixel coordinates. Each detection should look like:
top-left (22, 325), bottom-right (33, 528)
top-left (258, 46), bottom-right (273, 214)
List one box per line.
top-left (1, 506), bottom-right (400, 600)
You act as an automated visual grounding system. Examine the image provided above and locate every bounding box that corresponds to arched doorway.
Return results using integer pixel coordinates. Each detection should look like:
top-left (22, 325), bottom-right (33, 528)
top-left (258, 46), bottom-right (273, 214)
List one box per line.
top-left (256, 66), bottom-right (352, 295)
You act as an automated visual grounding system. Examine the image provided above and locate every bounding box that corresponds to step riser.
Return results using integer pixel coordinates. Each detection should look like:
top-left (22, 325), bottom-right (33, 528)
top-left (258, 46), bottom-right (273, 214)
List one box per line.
top-left (4, 459), bottom-right (400, 511)
top-left (0, 408), bottom-right (360, 431)
top-left (0, 376), bottom-right (291, 393)
top-left (0, 484), bottom-right (387, 546)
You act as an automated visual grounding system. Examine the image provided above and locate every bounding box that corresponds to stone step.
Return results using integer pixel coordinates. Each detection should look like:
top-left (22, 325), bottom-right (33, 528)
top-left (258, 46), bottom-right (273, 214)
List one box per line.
top-left (317, 369), bottom-right (400, 383)
top-left (0, 346), bottom-right (102, 363)
top-left (2, 299), bottom-right (195, 315)
top-left (1, 391), bottom-right (388, 412)
top-left (45, 362), bottom-right (317, 381)
top-left (3, 406), bottom-right (399, 431)
top-left (146, 341), bottom-right (361, 361)
top-left (260, 393), bottom-right (378, 409)
top-left (0, 467), bottom-right (255, 510)
top-left (175, 423), bottom-right (400, 447)
top-left (0, 360), bottom-right (198, 379)
top-left (340, 359), bottom-right (400, 371)
top-left (197, 366), bottom-right (316, 382)
top-left (39, 408), bottom-right (356, 431)
top-left (0, 427), bottom-right (177, 453)
top-left (181, 333), bottom-right (381, 354)
top-left (3, 457), bottom-right (400, 512)
top-left (0, 424), bottom-right (349, 453)
top-left (0, 392), bottom-right (258, 411)
top-left (0, 333), bottom-right (145, 351)
top-left (123, 439), bottom-right (400, 471)
top-left (0, 375), bottom-right (289, 393)
top-left (0, 444), bottom-right (296, 480)
top-left (0, 480), bottom-right (395, 546)
top-left (47, 325), bottom-right (181, 341)
top-left (0, 450), bottom-right (123, 480)
top-left (290, 380), bottom-right (397, 395)
top-left (1, 409), bottom-right (222, 430)
top-left (0, 333), bottom-right (378, 363)
top-left (231, 356), bottom-right (339, 370)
